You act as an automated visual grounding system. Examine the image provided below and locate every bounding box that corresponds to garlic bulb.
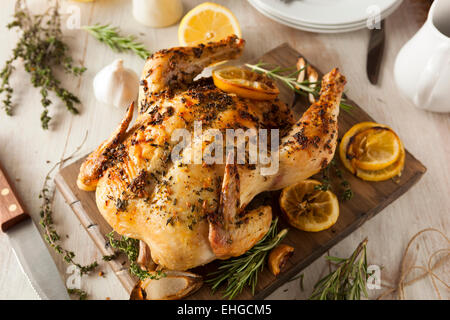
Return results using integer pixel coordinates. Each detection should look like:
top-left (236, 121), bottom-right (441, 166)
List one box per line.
top-left (93, 59), bottom-right (139, 109)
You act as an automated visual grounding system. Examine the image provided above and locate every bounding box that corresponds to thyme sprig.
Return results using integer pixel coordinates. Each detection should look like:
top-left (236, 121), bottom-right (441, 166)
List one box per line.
top-left (309, 238), bottom-right (369, 300)
top-left (82, 24), bottom-right (151, 60)
top-left (67, 288), bottom-right (87, 300)
top-left (39, 132), bottom-right (98, 276)
top-left (206, 218), bottom-right (288, 300)
top-left (245, 62), bottom-right (353, 112)
top-left (315, 158), bottom-right (353, 201)
top-left (1, 0), bottom-right (85, 129)
top-left (106, 231), bottom-right (166, 281)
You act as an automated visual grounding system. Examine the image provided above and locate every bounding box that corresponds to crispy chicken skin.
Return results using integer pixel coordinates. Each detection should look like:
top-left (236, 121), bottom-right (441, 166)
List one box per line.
top-left (77, 36), bottom-right (346, 270)
top-left (238, 68), bottom-right (346, 207)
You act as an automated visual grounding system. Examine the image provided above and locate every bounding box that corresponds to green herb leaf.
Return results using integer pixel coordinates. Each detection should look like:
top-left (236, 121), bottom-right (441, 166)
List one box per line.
top-left (67, 288), bottom-right (88, 300)
top-left (39, 132), bottom-right (98, 277)
top-left (317, 157), bottom-right (354, 201)
top-left (106, 231), bottom-right (166, 281)
top-left (245, 62), bottom-right (353, 112)
top-left (309, 238), bottom-right (369, 300)
top-left (82, 24), bottom-right (151, 60)
top-left (1, 0), bottom-right (85, 129)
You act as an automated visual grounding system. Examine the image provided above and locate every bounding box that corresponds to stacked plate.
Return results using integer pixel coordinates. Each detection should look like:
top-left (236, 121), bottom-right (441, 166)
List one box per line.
top-left (248, 0), bottom-right (403, 33)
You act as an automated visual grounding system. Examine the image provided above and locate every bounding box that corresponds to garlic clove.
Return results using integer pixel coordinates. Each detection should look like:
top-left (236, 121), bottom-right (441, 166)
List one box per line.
top-left (93, 59), bottom-right (139, 109)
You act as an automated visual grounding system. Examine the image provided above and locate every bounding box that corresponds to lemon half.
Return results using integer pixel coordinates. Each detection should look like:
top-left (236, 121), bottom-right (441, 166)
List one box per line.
top-left (178, 2), bottom-right (242, 46)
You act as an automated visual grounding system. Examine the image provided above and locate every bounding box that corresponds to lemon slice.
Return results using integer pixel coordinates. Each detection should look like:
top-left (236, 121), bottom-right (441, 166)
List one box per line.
top-left (339, 122), bottom-right (384, 174)
top-left (280, 180), bottom-right (339, 232)
top-left (178, 2), bottom-right (242, 46)
top-left (347, 127), bottom-right (401, 171)
top-left (212, 66), bottom-right (279, 100)
top-left (339, 122), bottom-right (405, 181)
top-left (355, 143), bottom-right (405, 181)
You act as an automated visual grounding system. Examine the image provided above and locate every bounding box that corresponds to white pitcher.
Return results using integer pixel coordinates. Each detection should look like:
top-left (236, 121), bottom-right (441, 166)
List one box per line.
top-left (394, 0), bottom-right (450, 113)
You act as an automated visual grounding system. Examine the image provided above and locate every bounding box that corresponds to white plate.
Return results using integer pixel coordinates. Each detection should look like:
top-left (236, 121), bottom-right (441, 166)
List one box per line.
top-left (254, 0), bottom-right (402, 28)
top-left (248, 0), bottom-right (367, 33)
top-left (256, 0), bottom-right (402, 26)
top-left (248, 0), bottom-right (402, 33)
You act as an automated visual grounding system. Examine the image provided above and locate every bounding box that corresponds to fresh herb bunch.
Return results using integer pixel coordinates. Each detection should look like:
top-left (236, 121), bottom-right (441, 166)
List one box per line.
top-left (315, 158), bottom-right (353, 201)
top-left (1, 0), bottom-right (86, 129)
top-left (106, 231), bottom-right (165, 281)
top-left (39, 133), bottom-right (98, 278)
top-left (310, 238), bottom-right (369, 300)
top-left (245, 62), bottom-right (353, 112)
top-left (206, 218), bottom-right (288, 300)
top-left (82, 24), bottom-right (151, 60)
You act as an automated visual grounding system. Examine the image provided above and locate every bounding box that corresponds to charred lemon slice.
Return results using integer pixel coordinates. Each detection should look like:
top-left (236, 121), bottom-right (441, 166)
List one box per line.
top-left (280, 180), bottom-right (339, 232)
top-left (354, 144), bottom-right (405, 181)
top-left (339, 122), bottom-right (405, 181)
top-left (347, 127), bottom-right (401, 171)
top-left (340, 122), bottom-right (383, 174)
top-left (212, 66), bottom-right (279, 100)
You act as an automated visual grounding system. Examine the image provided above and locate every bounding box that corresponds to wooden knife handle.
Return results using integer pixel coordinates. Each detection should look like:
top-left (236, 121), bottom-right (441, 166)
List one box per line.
top-left (0, 162), bottom-right (29, 232)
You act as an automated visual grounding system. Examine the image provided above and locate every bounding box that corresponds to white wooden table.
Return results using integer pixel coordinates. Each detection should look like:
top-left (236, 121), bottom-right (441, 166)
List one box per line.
top-left (0, 0), bottom-right (448, 300)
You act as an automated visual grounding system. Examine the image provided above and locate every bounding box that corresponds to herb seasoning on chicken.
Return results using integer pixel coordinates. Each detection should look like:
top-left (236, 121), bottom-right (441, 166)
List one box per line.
top-left (77, 36), bottom-right (346, 271)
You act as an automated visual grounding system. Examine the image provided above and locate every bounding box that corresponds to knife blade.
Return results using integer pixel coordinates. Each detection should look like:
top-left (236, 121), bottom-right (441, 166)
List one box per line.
top-left (366, 19), bottom-right (386, 85)
top-left (0, 162), bottom-right (70, 300)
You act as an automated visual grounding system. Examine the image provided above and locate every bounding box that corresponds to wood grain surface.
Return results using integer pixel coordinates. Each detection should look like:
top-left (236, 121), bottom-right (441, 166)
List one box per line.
top-left (1, 0), bottom-right (447, 300)
top-left (55, 43), bottom-right (426, 299)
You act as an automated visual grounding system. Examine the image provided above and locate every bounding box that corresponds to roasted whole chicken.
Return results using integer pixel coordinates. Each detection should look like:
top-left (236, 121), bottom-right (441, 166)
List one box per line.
top-left (78, 36), bottom-right (346, 271)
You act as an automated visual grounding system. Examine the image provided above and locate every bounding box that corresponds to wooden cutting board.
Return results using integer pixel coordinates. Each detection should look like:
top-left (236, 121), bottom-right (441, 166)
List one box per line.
top-left (55, 43), bottom-right (426, 300)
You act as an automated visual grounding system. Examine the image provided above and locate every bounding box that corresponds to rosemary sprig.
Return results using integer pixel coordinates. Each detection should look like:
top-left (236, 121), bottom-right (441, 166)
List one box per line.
top-left (39, 132), bottom-right (98, 276)
top-left (309, 238), bottom-right (369, 300)
top-left (245, 62), bottom-right (352, 112)
top-left (106, 231), bottom-right (166, 281)
top-left (82, 24), bottom-right (151, 60)
top-left (206, 218), bottom-right (288, 300)
top-left (1, 0), bottom-right (85, 129)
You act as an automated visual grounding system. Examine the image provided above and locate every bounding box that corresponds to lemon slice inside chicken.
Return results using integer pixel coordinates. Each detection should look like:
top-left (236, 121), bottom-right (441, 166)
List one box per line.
top-left (213, 66), bottom-right (279, 100)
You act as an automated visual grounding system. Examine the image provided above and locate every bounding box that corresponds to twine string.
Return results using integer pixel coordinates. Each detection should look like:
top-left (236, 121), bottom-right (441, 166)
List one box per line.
top-left (377, 228), bottom-right (449, 300)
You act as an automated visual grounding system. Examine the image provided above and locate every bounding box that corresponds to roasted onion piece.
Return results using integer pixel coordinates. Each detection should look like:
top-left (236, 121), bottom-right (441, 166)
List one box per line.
top-left (130, 270), bottom-right (203, 300)
top-left (137, 240), bottom-right (156, 271)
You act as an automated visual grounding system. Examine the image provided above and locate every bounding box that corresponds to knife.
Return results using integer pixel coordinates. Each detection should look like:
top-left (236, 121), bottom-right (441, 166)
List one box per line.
top-left (366, 19), bottom-right (386, 85)
top-left (0, 161), bottom-right (70, 300)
